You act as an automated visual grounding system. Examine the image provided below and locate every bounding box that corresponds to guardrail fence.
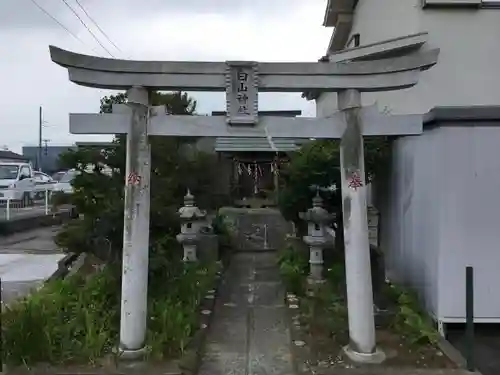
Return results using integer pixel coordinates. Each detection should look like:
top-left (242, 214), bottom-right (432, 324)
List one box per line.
top-left (0, 185), bottom-right (62, 222)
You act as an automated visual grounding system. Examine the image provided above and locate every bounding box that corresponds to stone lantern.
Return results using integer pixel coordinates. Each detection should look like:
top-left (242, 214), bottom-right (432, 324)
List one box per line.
top-left (299, 192), bottom-right (335, 284)
top-left (176, 190), bottom-right (207, 262)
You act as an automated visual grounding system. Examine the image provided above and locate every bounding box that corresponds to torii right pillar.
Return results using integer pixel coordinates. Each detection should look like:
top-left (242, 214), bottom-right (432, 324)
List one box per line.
top-left (338, 89), bottom-right (385, 363)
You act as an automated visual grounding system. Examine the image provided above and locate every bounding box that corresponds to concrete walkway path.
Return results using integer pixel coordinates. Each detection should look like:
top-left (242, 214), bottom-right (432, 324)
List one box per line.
top-left (198, 252), bottom-right (294, 375)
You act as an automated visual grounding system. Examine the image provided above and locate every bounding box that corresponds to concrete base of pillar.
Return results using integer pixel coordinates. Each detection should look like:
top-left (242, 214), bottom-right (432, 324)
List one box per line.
top-left (343, 345), bottom-right (386, 364)
top-left (116, 345), bottom-right (148, 361)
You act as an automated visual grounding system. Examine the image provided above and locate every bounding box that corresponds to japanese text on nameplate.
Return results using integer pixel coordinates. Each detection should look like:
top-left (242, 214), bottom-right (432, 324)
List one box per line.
top-left (236, 69), bottom-right (249, 114)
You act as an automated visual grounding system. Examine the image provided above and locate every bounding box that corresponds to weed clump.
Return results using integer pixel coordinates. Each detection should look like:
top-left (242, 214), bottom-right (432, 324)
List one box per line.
top-left (3, 260), bottom-right (219, 366)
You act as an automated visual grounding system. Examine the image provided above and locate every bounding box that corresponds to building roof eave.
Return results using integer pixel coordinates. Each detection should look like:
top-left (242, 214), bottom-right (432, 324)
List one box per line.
top-left (326, 13), bottom-right (354, 55)
top-left (0, 150), bottom-right (28, 161)
top-left (322, 0), bottom-right (357, 27)
top-left (303, 33), bottom-right (430, 103)
top-left (304, 14), bottom-right (353, 100)
top-left (304, 1), bottom-right (356, 101)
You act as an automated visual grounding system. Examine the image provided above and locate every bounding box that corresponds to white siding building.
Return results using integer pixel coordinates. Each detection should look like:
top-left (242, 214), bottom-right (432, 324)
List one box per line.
top-left (377, 108), bottom-right (500, 326)
top-left (317, 0), bottom-right (500, 116)
top-left (315, 0), bottom-right (500, 329)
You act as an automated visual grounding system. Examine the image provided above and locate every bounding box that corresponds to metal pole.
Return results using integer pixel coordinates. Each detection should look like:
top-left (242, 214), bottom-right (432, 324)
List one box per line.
top-left (38, 106), bottom-right (43, 172)
top-left (44, 188), bottom-right (49, 215)
top-left (465, 266), bottom-right (475, 372)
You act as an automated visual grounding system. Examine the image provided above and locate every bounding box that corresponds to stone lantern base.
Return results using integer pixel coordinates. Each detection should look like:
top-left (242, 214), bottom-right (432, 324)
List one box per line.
top-left (306, 275), bottom-right (327, 297)
top-left (176, 233), bottom-right (199, 262)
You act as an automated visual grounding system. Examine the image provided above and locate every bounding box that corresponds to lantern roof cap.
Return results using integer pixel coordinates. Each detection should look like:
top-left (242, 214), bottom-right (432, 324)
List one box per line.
top-left (179, 189), bottom-right (207, 219)
top-left (299, 192), bottom-right (335, 224)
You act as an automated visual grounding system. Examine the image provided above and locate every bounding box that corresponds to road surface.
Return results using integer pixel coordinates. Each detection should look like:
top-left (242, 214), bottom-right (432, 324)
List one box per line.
top-left (0, 226), bottom-right (65, 304)
top-left (448, 324), bottom-right (500, 375)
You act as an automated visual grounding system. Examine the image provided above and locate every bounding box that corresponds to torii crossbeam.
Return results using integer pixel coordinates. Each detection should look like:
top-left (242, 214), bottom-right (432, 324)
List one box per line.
top-left (49, 32), bottom-right (439, 363)
top-left (70, 104), bottom-right (423, 137)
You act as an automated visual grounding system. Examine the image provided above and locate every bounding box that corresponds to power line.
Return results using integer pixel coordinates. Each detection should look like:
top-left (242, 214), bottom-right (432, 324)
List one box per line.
top-left (74, 0), bottom-right (123, 54)
top-left (29, 0), bottom-right (102, 56)
top-left (59, 0), bottom-right (115, 57)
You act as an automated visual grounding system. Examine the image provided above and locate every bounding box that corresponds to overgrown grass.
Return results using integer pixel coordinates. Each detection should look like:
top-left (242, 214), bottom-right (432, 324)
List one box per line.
top-left (147, 263), bottom-right (219, 359)
top-left (212, 214), bottom-right (236, 267)
top-left (277, 244), bottom-right (439, 348)
top-left (383, 281), bottom-right (440, 346)
top-left (277, 244), bottom-right (308, 296)
top-left (3, 259), bottom-right (219, 366)
top-left (3, 269), bottom-right (119, 365)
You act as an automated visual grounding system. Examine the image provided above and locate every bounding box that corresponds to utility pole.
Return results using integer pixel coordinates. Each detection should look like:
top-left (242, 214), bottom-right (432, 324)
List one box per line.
top-left (38, 106), bottom-right (42, 171)
top-left (43, 139), bottom-right (50, 157)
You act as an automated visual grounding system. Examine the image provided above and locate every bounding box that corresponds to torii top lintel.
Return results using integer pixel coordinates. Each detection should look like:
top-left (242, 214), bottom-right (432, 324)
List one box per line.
top-left (49, 33), bottom-right (439, 93)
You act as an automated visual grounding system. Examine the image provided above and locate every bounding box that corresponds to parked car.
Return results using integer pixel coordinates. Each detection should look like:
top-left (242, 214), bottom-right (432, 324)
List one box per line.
top-left (51, 171), bottom-right (67, 182)
top-left (0, 162), bottom-right (36, 206)
top-left (53, 166), bottom-right (112, 195)
top-left (33, 171), bottom-right (54, 184)
top-left (32, 171), bottom-right (56, 200)
top-left (53, 169), bottom-right (79, 194)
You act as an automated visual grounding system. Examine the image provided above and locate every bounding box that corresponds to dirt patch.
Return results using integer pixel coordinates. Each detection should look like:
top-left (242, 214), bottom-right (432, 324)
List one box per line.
top-left (292, 286), bottom-right (456, 372)
top-left (279, 243), bottom-right (459, 373)
top-left (7, 359), bottom-right (182, 375)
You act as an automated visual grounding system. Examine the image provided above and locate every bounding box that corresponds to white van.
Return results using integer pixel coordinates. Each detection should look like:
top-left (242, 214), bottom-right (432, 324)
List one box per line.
top-left (0, 162), bottom-right (36, 206)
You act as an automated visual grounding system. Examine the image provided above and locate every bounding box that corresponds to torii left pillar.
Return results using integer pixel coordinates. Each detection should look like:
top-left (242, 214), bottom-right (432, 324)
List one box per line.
top-left (119, 86), bottom-right (152, 358)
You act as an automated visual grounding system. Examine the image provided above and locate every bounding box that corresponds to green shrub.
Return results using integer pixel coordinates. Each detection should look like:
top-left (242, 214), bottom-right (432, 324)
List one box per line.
top-left (51, 191), bottom-right (73, 208)
top-left (277, 138), bottom-right (391, 249)
top-left (277, 245), bottom-right (308, 296)
top-left (147, 263), bottom-right (218, 359)
top-left (3, 260), bottom-right (219, 366)
top-left (212, 214), bottom-right (238, 264)
top-left (11, 90), bottom-right (225, 366)
top-left (55, 91), bottom-right (222, 263)
top-left (320, 256), bottom-right (440, 347)
top-left (384, 282), bottom-right (440, 346)
top-left (3, 269), bottom-right (119, 365)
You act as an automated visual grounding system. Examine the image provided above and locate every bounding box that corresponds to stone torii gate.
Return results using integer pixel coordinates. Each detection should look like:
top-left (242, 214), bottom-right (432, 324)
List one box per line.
top-left (49, 32), bottom-right (439, 363)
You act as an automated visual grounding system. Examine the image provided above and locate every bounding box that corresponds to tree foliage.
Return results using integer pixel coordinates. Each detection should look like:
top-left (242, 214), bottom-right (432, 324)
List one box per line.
top-left (55, 91), bottom-right (221, 263)
top-left (1, 91), bottom-right (225, 366)
top-left (278, 138), bottom-right (391, 245)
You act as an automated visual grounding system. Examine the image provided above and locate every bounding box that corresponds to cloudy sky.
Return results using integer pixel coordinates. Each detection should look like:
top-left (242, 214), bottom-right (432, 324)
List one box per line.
top-left (0, 0), bottom-right (332, 153)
